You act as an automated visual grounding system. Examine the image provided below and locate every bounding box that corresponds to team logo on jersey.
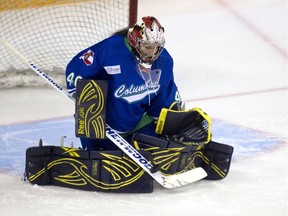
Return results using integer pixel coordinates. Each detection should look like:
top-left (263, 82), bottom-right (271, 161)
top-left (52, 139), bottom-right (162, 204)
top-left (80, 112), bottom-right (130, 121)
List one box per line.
top-left (114, 82), bottom-right (160, 103)
top-left (114, 69), bottom-right (162, 103)
top-left (80, 50), bottom-right (94, 66)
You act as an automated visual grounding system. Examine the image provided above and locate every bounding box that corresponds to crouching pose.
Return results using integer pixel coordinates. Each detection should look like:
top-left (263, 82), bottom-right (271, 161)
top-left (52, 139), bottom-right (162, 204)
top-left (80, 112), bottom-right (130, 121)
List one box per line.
top-left (65, 16), bottom-right (184, 150)
top-left (24, 16), bottom-right (233, 193)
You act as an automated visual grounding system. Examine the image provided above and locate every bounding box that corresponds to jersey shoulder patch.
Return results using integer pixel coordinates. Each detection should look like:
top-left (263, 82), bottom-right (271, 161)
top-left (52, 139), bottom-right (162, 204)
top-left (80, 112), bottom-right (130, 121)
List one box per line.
top-left (104, 65), bottom-right (121, 75)
top-left (79, 49), bottom-right (94, 66)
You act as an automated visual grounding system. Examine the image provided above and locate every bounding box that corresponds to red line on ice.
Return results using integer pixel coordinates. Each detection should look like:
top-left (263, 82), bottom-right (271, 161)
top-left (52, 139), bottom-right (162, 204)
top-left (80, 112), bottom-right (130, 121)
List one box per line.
top-left (215, 0), bottom-right (287, 59)
top-left (185, 87), bottom-right (287, 102)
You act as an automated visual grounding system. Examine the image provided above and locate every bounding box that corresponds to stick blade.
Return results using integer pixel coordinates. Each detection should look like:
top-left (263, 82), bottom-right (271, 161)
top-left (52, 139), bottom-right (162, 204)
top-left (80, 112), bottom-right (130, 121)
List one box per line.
top-left (154, 167), bottom-right (207, 189)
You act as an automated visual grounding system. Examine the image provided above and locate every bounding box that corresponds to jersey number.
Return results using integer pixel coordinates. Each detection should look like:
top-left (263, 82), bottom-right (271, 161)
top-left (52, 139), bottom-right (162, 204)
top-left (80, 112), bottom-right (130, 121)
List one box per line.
top-left (67, 72), bottom-right (82, 87)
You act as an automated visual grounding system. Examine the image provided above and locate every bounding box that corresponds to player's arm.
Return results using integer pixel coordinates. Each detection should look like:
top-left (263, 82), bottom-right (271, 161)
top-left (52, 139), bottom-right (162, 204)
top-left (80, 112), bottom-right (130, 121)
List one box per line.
top-left (65, 43), bottom-right (108, 98)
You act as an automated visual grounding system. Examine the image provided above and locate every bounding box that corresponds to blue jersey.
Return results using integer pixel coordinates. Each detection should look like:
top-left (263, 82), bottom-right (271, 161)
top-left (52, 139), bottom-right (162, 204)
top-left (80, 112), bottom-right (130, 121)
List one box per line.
top-left (66, 34), bottom-right (181, 133)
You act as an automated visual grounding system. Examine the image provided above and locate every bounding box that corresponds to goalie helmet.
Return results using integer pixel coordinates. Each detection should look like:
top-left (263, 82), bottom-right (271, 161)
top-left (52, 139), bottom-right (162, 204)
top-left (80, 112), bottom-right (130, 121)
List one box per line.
top-left (128, 16), bottom-right (165, 69)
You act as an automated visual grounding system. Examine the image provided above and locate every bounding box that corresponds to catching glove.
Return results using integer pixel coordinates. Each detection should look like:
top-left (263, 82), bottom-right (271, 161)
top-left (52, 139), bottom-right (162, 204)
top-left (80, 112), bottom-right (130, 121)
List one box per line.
top-left (155, 107), bottom-right (212, 146)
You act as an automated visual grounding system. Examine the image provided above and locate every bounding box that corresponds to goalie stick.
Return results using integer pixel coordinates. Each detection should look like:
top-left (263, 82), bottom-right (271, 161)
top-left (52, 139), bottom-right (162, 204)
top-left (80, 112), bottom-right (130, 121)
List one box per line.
top-left (3, 41), bottom-right (207, 189)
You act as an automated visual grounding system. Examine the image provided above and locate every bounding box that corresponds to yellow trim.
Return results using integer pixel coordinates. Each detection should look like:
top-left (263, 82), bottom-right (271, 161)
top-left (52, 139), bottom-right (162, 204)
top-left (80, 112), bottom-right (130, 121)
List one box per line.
top-left (133, 141), bottom-right (140, 150)
top-left (28, 155), bottom-right (146, 190)
top-left (77, 80), bottom-right (106, 139)
top-left (191, 107), bottom-right (212, 144)
top-left (155, 108), bottom-right (168, 134)
top-left (61, 147), bottom-right (80, 158)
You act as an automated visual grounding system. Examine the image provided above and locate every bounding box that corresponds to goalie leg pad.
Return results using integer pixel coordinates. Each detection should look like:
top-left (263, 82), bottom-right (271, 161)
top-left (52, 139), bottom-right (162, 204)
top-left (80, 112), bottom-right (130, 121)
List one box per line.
top-left (132, 133), bottom-right (202, 175)
top-left (201, 141), bottom-right (234, 180)
top-left (132, 133), bottom-right (233, 180)
top-left (25, 144), bottom-right (153, 193)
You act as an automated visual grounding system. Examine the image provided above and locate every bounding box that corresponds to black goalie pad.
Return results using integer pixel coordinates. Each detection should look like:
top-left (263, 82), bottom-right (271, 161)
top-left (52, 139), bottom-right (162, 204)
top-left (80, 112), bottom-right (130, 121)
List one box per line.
top-left (75, 79), bottom-right (107, 139)
top-left (132, 133), bottom-right (234, 180)
top-left (201, 141), bottom-right (234, 180)
top-left (132, 133), bottom-right (204, 175)
top-left (25, 143), bottom-right (153, 193)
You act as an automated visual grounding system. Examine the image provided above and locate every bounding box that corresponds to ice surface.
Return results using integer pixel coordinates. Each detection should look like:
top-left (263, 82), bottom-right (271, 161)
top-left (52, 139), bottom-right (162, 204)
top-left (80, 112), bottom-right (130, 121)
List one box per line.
top-left (0, 0), bottom-right (287, 215)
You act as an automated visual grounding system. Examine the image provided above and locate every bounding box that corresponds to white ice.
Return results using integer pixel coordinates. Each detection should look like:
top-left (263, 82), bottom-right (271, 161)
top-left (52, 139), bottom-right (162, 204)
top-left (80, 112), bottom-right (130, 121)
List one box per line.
top-left (0, 0), bottom-right (287, 215)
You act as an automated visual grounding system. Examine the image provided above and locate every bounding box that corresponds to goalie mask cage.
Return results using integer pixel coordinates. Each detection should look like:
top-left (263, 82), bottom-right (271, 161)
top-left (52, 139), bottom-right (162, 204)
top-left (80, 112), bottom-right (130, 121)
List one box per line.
top-left (0, 0), bottom-right (138, 88)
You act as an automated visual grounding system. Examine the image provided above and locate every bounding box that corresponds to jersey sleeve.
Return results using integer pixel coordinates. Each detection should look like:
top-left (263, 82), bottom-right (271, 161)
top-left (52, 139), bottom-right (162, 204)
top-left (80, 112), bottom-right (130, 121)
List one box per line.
top-left (65, 41), bottom-right (109, 97)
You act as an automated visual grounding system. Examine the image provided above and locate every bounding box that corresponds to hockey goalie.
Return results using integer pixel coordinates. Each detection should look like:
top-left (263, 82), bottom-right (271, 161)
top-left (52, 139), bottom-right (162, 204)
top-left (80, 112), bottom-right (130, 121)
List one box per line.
top-left (25, 16), bottom-right (233, 193)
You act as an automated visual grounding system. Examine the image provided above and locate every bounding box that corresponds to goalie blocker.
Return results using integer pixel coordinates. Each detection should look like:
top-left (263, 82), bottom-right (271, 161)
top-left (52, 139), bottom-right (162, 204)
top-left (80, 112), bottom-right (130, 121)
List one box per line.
top-left (75, 79), bottom-right (107, 139)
